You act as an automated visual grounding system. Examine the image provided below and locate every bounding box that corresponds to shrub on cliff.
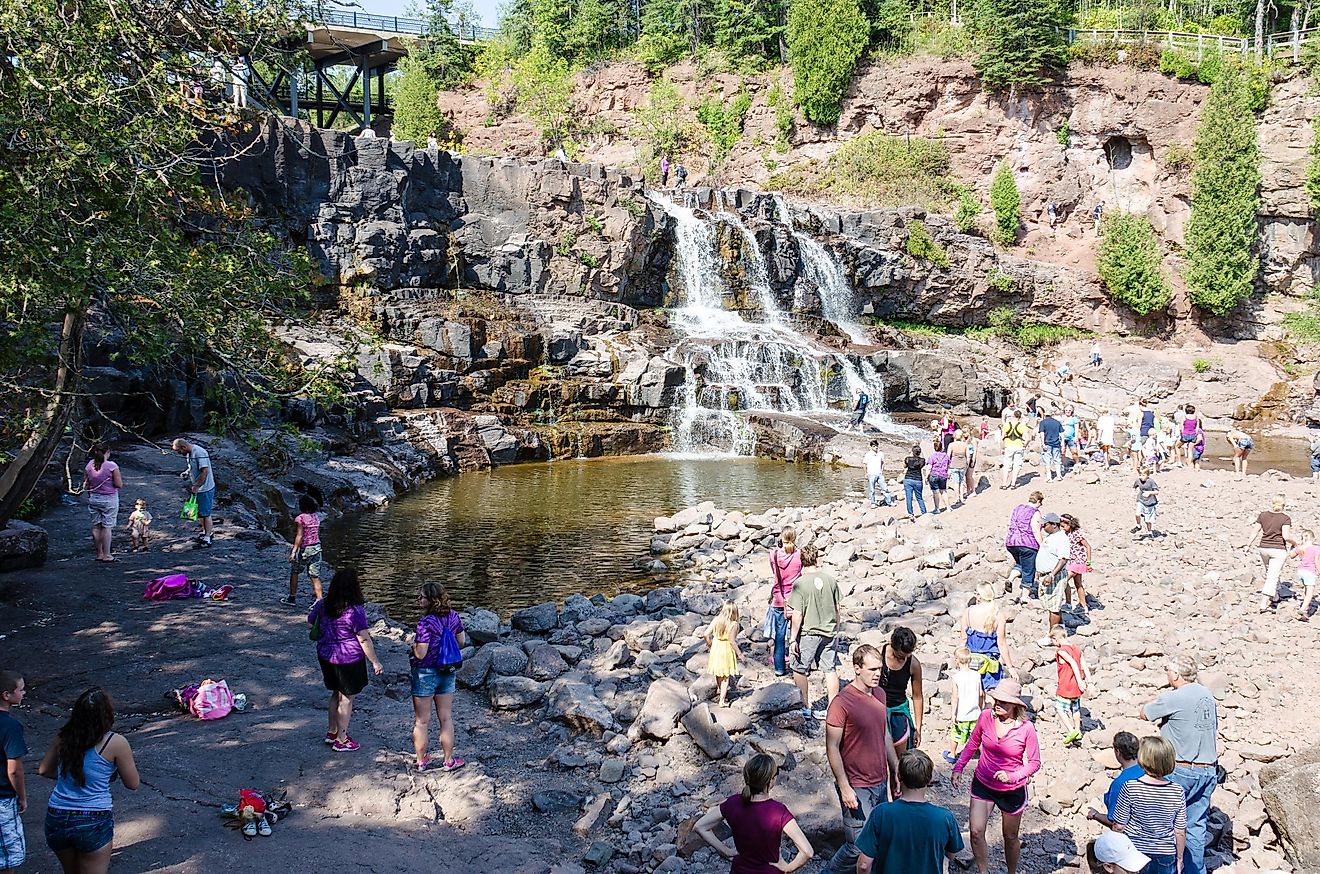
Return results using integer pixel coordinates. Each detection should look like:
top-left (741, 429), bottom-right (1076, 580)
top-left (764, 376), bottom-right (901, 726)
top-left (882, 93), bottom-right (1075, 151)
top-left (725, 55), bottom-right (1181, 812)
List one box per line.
top-left (969, 0), bottom-right (1070, 90)
top-left (766, 131), bottom-right (953, 208)
top-left (1307, 116), bottom-right (1320, 213)
top-left (989, 163), bottom-right (1020, 247)
top-left (786, 0), bottom-right (869, 125)
top-left (905, 220), bottom-right (950, 267)
top-left (633, 80), bottom-right (692, 182)
top-left (508, 45), bottom-right (576, 151)
top-left (697, 87), bottom-right (753, 171)
top-left (1097, 213), bottom-right (1172, 316)
top-left (1183, 60), bottom-right (1261, 316)
top-left (951, 183), bottom-right (982, 233)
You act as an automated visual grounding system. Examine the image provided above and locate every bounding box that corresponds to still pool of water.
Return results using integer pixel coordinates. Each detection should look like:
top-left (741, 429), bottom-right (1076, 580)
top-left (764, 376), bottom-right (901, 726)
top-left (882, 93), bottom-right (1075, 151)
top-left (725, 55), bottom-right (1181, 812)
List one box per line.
top-left (322, 455), bottom-right (861, 618)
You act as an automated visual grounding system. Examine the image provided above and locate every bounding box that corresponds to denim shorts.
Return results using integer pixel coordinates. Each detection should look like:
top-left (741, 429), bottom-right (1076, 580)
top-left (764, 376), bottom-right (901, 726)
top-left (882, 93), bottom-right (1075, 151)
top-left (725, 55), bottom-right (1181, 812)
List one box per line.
top-left (195, 488), bottom-right (215, 518)
top-left (1311, 456), bottom-right (1320, 473)
top-left (45, 808), bottom-right (113, 855)
top-left (411, 666), bottom-right (457, 697)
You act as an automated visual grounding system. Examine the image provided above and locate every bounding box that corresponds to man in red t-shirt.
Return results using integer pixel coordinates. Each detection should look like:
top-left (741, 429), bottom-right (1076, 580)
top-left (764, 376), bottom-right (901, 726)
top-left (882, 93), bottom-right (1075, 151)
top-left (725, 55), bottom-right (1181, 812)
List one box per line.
top-left (824, 644), bottom-right (899, 874)
top-left (1050, 624), bottom-right (1090, 746)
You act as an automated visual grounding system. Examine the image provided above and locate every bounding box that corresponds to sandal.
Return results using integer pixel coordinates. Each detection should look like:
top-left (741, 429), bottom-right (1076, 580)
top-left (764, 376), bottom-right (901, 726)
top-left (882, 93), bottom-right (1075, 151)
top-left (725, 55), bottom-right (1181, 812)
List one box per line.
top-left (416, 755), bottom-right (434, 772)
top-left (442, 757), bottom-right (466, 772)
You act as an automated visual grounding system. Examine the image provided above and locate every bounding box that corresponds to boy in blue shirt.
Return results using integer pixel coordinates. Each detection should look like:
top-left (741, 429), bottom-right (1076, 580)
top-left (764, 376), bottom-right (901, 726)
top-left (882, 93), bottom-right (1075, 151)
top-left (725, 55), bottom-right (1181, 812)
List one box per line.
top-left (856, 750), bottom-right (963, 874)
top-left (1086, 731), bottom-right (1142, 826)
top-left (0, 670), bottom-right (28, 870)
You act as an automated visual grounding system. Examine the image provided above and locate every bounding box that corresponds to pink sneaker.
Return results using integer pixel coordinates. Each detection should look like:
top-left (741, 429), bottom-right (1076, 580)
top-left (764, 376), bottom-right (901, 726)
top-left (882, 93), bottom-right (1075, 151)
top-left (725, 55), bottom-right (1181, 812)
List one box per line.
top-left (332, 737), bottom-right (360, 752)
top-left (323, 731), bottom-right (337, 745)
top-left (441, 757), bottom-right (465, 772)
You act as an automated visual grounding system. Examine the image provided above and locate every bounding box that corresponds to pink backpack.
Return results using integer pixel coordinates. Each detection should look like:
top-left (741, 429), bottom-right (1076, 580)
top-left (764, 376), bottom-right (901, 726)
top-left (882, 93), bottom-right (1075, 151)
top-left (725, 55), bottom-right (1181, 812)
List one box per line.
top-left (189, 679), bottom-right (234, 720)
top-left (144, 573), bottom-right (191, 601)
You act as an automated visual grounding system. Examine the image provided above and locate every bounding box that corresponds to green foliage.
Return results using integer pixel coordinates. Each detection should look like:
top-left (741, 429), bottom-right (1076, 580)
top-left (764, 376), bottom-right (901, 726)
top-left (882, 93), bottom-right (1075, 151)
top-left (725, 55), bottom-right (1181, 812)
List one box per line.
top-left (1191, 357), bottom-right (1214, 372)
top-left (1308, 117), bottom-right (1320, 213)
top-left (1164, 142), bottom-right (1194, 172)
top-left (585, 213), bottom-right (605, 234)
top-left (1096, 213), bottom-right (1171, 316)
top-left (864, 0), bottom-right (915, 50)
top-left (393, 51), bottom-right (464, 145)
top-left (1183, 61), bottom-right (1261, 316)
top-left (1056, 120), bottom-right (1070, 146)
top-left (989, 163), bottom-right (1020, 247)
top-left (987, 270), bottom-right (1016, 293)
top-left (969, 0), bottom-right (1070, 90)
top-left (507, 44), bottom-right (576, 149)
top-left (877, 306), bottom-right (1086, 348)
top-left (713, 0), bottom-right (787, 65)
top-left (905, 220), bottom-right (950, 266)
top-left (696, 87), bottom-right (753, 168)
top-left (564, 0), bottom-right (622, 61)
top-left (766, 132), bottom-right (953, 208)
top-left (952, 183), bottom-right (982, 233)
top-left (632, 80), bottom-right (691, 182)
top-left (786, 0), bottom-right (870, 125)
top-left (578, 252), bottom-right (601, 267)
top-left (1283, 286), bottom-right (1320, 342)
top-left (767, 83), bottom-right (795, 151)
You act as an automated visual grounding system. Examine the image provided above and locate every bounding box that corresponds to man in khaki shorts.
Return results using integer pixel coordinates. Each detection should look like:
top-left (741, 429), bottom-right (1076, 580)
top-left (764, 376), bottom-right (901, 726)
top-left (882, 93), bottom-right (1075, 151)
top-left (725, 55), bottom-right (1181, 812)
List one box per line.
top-left (1034, 512), bottom-right (1070, 646)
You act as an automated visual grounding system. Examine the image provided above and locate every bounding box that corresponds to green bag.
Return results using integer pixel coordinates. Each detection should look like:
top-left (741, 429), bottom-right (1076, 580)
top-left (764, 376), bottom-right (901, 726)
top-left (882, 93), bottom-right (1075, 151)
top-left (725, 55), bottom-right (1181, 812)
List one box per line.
top-left (180, 494), bottom-right (199, 522)
top-left (308, 603), bottom-right (322, 641)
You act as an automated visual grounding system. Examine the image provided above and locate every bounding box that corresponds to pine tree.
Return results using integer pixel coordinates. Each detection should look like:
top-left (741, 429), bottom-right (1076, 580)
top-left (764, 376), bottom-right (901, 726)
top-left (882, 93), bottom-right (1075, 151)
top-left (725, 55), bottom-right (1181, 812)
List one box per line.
top-left (1097, 213), bottom-right (1171, 316)
top-left (713, 0), bottom-right (784, 64)
top-left (989, 162), bottom-right (1020, 246)
top-left (786, 0), bottom-right (869, 126)
top-left (565, 0), bottom-right (619, 61)
top-left (1184, 61), bottom-right (1261, 316)
top-left (970, 0), bottom-right (1070, 90)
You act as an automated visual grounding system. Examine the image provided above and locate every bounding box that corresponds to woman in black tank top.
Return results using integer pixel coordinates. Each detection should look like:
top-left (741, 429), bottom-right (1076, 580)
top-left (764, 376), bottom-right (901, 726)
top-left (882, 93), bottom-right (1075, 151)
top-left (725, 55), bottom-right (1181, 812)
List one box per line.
top-left (879, 644), bottom-right (913, 707)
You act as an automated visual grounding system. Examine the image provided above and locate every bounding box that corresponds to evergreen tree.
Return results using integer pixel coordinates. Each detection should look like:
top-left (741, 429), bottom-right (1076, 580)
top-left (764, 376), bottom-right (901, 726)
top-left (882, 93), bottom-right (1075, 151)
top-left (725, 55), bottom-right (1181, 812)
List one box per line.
top-left (1097, 213), bottom-right (1171, 316)
top-left (1184, 61), bottom-right (1261, 316)
top-left (862, 0), bottom-right (915, 50)
top-left (394, 0), bottom-right (469, 143)
top-left (565, 0), bottom-right (620, 61)
top-left (713, 0), bottom-right (785, 64)
top-left (989, 162), bottom-right (1020, 246)
top-left (970, 0), bottom-right (1070, 90)
top-left (786, 0), bottom-right (869, 126)
top-left (393, 54), bottom-right (450, 144)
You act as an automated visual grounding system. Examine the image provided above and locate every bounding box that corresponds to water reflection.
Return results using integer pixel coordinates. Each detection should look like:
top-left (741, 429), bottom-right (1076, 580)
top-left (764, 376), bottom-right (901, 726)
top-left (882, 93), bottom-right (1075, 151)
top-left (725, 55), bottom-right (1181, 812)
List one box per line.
top-left (322, 455), bottom-right (860, 617)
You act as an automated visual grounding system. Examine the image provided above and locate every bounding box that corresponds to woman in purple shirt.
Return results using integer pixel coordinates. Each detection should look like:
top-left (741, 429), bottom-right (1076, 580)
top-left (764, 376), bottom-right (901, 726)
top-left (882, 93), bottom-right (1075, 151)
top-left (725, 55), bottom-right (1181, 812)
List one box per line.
top-left (694, 754), bottom-right (814, 873)
top-left (927, 439), bottom-right (952, 514)
top-left (81, 445), bottom-right (122, 562)
top-left (1003, 491), bottom-right (1044, 597)
top-left (308, 569), bottom-right (383, 752)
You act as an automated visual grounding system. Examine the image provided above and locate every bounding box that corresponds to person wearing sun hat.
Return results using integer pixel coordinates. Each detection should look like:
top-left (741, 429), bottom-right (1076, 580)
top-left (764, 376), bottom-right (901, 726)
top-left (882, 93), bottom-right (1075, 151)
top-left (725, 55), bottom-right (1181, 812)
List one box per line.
top-left (1090, 831), bottom-right (1151, 874)
top-left (1034, 512), bottom-right (1072, 646)
top-left (951, 678), bottom-right (1040, 874)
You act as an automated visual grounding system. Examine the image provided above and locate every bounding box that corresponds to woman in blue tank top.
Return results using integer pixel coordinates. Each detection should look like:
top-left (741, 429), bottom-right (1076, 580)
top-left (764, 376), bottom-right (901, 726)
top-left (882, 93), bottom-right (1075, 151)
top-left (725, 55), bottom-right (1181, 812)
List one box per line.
top-left (38, 688), bottom-right (139, 873)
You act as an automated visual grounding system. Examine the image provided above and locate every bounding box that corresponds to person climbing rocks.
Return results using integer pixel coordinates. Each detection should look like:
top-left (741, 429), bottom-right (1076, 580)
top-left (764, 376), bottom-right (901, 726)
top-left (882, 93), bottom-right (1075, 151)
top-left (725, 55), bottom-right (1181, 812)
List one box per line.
top-left (851, 389), bottom-right (871, 433)
top-left (1038, 407), bottom-right (1064, 482)
top-left (876, 627), bottom-right (925, 797)
top-left (787, 546), bottom-right (841, 719)
top-left (1034, 512), bottom-right (1071, 645)
top-left (675, 164), bottom-right (687, 188)
top-left (660, 155), bottom-right (670, 187)
top-left (1246, 494), bottom-right (1294, 613)
top-left (768, 528), bottom-right (803, 677)
top-left (1003, 491), bottom-right (1044, 596)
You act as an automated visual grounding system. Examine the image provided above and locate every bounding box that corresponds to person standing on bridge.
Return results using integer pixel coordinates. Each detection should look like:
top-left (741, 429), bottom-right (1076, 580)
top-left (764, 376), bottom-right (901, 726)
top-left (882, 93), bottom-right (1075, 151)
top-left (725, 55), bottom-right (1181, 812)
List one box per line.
top-left (231, 56), bottom-right (249, 110)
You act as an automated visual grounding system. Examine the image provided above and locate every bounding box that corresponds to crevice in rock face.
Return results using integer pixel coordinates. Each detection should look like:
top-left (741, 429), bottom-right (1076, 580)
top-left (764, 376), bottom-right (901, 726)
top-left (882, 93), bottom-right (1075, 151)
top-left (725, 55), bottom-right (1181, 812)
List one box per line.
top-left (1105, 136), bottom-right (1134, 171)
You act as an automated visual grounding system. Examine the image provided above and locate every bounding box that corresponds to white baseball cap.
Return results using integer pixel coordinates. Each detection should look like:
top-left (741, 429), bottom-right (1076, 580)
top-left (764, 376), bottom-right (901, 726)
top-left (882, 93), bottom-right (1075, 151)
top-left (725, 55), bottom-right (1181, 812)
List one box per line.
top-left (1094, 832), bottom-right (1150, 873)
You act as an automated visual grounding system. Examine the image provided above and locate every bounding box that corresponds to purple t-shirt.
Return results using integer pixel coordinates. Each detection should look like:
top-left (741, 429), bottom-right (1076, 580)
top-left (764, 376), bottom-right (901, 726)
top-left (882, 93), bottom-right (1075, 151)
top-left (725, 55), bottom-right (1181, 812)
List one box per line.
top-left (410, 611), bottom-right (464, 669)
top-left (720, 795), bottom-right (794, 874)
top-left (309, 601), bottom-right (368, 664)
top-left (84, 460), bottom-right (119, 496)
top-left (928, 451), bottom-right (951, 479)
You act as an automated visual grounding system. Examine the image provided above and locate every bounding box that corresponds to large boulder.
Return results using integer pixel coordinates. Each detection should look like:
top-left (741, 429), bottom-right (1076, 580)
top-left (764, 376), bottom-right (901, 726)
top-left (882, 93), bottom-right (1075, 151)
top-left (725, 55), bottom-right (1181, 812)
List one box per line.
top-left (1261, 746), bottom-right (1320, 869)
top-left (512, 601), bottom-right (559, 634)
top-left (525, 643), bottom-right (569, 680)
top-left (0, 520), bottom-right (47, 572)
top-left (546, 678), bottom-right (617, 734)
top-left (630, 678), bottom-right (692, 740)
top-left (464, 608), bottom-right (501, 644)
top-left (743, 683), bottom-right (803, 717)
top-left (488, 676), bottom-right (548, 709)
top-left (486, 643), bottom-right (530, 676)
top-left (456, 646), bottom-right (495, 689)
top-left (680, 703), bottom-right (733, 759)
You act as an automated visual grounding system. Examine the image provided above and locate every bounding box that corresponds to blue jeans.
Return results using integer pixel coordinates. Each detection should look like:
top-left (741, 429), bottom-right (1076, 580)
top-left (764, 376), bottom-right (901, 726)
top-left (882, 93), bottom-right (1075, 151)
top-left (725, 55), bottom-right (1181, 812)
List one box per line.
top-left (1141, 853), bottom-right (1177, 874)
top-left (45, 808), bottom-right (113, 855)
top-left (828, 783), bottom-right (889, 874)
top-left (1170, 764), bottom-right (1217, 874)
top-left (770, 607), bottom-right (789, 675)
top-left (865, 474), bottom-right (891, 507)
top-left (1007, 545), bottom-right (1038, 595)
top-left (904, 479), bottom-right (926, 516)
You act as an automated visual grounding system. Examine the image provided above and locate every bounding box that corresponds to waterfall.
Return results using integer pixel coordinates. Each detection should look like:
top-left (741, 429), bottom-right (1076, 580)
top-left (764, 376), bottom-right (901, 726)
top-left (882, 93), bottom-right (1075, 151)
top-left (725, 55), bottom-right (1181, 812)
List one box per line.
top-left (769, 194), bottom-right (867, 343)
top-left (649, 191), bottom-right (901, 454)
top-left (715, 209), bottom-right (783, 325)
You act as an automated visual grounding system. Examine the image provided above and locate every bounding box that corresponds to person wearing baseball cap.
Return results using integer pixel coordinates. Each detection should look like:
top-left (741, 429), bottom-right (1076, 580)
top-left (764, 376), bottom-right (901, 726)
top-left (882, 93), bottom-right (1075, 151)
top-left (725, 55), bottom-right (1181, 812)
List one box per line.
top-left (1034, 512), bottom-right (1071, 646)
top-left (951, 678), bottom-right (1040, 874)
top-left (1092, 831), bottom-right (1151, 874)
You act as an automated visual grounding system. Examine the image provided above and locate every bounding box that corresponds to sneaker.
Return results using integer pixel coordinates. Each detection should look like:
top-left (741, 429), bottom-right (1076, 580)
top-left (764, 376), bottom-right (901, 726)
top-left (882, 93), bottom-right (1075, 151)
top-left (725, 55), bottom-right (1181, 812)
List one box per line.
top-left (241, 821), bottom-right (258, 838)
top-left (199, 536), bottom-right (213, 548)
top-left (332, 736), bottom-right (360, 752)
top-left (811, 709), bottom-right (829, 721)
top-left (416, 755), bottom-right (435, 772)
top-left (257, 818), bottom-right (272, 837)
top-left (279, 595), bottom-right (296, 606)
top-left (943, 751), bottom-right (958, 765)
top-left (324, 731), bottom-right (337, 745)
top-left (441, 757), bottom-right (466, 772)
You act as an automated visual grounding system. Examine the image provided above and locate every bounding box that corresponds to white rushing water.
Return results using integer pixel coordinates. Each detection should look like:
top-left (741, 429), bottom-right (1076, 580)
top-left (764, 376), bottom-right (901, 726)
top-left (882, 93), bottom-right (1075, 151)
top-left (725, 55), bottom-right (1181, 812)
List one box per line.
top-left (648, 191), bottom-right (901, 454)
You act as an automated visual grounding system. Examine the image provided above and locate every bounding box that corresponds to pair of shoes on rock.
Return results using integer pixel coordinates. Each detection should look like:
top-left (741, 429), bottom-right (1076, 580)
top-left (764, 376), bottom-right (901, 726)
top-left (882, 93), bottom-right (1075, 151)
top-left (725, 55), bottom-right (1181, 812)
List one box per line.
top-left (241, 818), bottom-right (272, 837)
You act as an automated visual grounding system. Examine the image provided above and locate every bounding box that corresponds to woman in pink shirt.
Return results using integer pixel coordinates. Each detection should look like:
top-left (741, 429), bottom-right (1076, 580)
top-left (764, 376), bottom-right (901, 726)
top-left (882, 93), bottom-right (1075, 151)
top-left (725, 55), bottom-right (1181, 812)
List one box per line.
top-left (768, 527), bottom-right (803, 677)
top-left (81, 445), bottom-right (123, 562)
top-left (952, 679), bottom-right (1041, 874)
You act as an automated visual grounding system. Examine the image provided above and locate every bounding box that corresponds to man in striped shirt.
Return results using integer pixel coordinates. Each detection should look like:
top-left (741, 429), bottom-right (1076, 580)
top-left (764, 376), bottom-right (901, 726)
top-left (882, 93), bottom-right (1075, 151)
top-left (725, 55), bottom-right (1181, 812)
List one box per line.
top-left (1139, 655), bottom-right (1218, 874)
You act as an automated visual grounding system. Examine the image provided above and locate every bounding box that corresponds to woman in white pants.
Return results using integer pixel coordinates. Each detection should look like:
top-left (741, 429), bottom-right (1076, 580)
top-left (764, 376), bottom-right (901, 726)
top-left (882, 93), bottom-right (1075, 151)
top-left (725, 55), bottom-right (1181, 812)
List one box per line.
top-left (1247, 495), bottom-right (1294, 613)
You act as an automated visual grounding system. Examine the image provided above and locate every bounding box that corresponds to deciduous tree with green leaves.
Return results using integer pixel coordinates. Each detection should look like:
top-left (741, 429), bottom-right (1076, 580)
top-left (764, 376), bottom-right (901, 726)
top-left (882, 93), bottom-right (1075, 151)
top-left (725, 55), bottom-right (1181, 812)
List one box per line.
top-left (786, 0), bottom-right (869, 125)
top-left (1183, 61), bottom-right (1261, 316)
top-left (1097, 213), bottom-right (1172, 315)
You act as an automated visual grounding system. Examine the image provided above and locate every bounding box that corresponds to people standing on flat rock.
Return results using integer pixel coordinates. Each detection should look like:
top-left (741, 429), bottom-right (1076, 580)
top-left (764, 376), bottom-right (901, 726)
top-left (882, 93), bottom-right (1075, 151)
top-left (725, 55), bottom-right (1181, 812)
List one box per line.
top-left (659, 154), bottom-right (670, 187)
top-left (863, 441), bottom-right (892, 509)
top-left (902, 445), bottom-right (928, 521)
top-left (877, 627), bottom-right (925, 795)
top-left (1038, 407), bottom-right (1064, 482)
top-left (951, 678), bottom-right (1041, 874)
top-left (126, 499), bottom-right (151, 552)
top-left (308, 569), bottom-right (383, 752)
top-left (1225, 426), bottom-right (1253, 477)
top-left (948, 430), bottom-right (971, 506)
top-left (172, 437), bottom-right (216, 547)
top-left (0, 671), bottom-right (28, 870)
top-left (1190, 428), bottom-right (1205, 471)
top-left (1060, 513), bottom-right (1092, 613)
top-left (824, 644), bottom-right (899, 874)
top-left (1086, 730), bottom-right (1142, 829)
top-left (675, 164), bottom-right (687, 188)
top-left (1113, 736), bottom-right (1187, 874)
top-left (1090, 341), bottom-right (1102, 368)
top-left (703, 603), bottom-right (742, 708)
top-left (1290, 527), bottom-right (1319, 620)
top-left (1034, 512), bottom-right (1071, 645)
top-left (81, 445), bottom-right (122, 563)
top-left (945, 647), bottom-right (983, 765)
top-left (1132, 468), bottom-right (1159, 539)
top-left (962, 582), bottom-right (1015, 693)
top-left (283, 494), bottom-right (324, 606)
top-left (1003, 491), bottom-right (1044, 596)
top-left (855, 750), bottom-right (964, 874)
top-left (38, 688), bottom-right (140, 873)
top-left (1092, 832), bottom-right (1152, 874)
top-left (999, 409), bottom-right (1029, 489)
top-left (1049, 624), bottom-right (1089, 746)
top-left (694, 753), bottom-right (814, 874)
top-left (1246, 494), bottom-right (1294, 613)
top-left (1180, 405), bottom-right (1202, 468)
top-left (1096, 408), bottom-right (1116, 473)
top-left (768, 528), bottom-right (803, 677)
top-left (409, 582), bottom-right (466, 773)
top-left (787, 546), bottom-right (841, 720)
top-left (850, 389), bottom-right (871, 433)
top-left (1138, 655), bottom-right (1219, 874)
top-left (926, 439), bottom-right (951, 515)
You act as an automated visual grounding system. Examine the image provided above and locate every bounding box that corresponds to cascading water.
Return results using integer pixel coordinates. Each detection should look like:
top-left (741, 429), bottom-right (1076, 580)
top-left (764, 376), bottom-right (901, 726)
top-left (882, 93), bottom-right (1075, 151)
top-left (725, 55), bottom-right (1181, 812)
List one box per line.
top-left (649, 191), bottom-right (901, 455)
top-left (770, 194), bottom-right (867, 343)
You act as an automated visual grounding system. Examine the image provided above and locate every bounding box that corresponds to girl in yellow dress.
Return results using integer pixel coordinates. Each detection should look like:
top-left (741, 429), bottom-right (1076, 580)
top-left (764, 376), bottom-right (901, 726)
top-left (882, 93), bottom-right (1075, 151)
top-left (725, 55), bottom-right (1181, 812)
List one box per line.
top-left (704, 602), bottom-right (742, 707)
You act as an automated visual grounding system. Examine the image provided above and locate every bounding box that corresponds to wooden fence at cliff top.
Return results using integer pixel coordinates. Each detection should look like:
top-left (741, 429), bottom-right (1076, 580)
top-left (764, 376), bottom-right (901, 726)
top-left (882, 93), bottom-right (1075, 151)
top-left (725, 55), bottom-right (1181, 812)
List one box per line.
top-left (1063, 25), bottom-right (1320, 61)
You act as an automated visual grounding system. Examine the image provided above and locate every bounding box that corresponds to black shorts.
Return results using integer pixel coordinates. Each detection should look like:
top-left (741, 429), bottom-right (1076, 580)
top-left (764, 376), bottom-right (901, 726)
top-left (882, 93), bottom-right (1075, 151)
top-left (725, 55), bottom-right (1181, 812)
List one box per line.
top-left (971, 774), bottom-right (1028, 815)
top-left (928, 476), bottom-right (948, 491)
top-left (319, 658), bottom-right (368, 696)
